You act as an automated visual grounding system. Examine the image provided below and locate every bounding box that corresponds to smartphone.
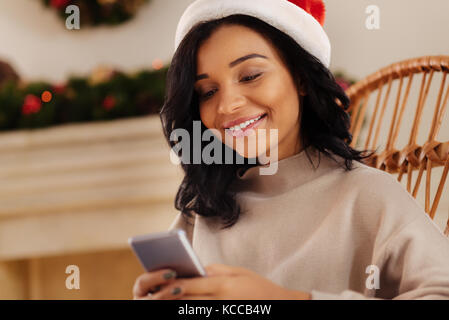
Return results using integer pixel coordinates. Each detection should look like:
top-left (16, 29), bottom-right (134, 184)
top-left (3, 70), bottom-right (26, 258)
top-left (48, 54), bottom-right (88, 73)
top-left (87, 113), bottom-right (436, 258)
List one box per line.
top-left (128, 229), bottom-right (207, 278)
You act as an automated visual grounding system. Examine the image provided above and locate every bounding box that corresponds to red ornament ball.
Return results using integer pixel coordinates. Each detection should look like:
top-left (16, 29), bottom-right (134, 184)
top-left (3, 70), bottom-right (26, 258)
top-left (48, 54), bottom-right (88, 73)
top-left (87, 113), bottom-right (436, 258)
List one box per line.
top-left (22, 94), bottom-right (42, 116)
top-left (50, 0), bottom-right (71, 10)
top-left (52, 84), bottom-right (66, 94)
top-left (102, 95), bottom-right (116, 111)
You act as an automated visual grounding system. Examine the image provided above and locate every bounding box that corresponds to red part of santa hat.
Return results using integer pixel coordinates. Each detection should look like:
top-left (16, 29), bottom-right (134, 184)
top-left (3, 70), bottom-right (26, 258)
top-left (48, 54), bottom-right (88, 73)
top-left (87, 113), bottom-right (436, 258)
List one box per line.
top-left (174, 0), bottom-right (331, 67)
top-left (287, 0), bottom-right (326, 26)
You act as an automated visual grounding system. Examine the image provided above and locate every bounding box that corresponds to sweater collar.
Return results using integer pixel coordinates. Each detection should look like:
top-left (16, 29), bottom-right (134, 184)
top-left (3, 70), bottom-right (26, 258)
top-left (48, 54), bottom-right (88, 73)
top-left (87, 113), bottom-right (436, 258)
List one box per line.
top-left (231, 146), bottom-right (343, 196)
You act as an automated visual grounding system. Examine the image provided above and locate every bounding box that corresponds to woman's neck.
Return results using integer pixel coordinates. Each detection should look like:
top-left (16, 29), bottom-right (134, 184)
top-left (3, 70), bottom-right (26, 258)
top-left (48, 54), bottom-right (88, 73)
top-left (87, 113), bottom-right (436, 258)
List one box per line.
top-left (265, 137), bottom-right (304, 164)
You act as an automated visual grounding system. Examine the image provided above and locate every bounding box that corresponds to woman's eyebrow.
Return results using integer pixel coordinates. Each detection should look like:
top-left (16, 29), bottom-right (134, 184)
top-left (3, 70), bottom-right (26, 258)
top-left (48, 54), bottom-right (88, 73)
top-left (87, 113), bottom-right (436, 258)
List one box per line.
top-left (195, 53), bottom-right (268, 82)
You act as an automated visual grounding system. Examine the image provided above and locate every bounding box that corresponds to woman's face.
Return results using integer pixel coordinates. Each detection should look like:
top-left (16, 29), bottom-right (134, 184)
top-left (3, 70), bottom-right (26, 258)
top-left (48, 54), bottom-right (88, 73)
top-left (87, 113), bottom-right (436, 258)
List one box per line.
top-left (195, 24), bottom-right (303, 161)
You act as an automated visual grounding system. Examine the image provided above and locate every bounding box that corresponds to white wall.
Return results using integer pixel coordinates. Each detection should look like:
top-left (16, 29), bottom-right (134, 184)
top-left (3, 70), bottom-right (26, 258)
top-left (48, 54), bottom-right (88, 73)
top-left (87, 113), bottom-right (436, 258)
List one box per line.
top-left (325, 0), bottom-right (449, 78)
top-left (0, 0), bottom-right (193, 82)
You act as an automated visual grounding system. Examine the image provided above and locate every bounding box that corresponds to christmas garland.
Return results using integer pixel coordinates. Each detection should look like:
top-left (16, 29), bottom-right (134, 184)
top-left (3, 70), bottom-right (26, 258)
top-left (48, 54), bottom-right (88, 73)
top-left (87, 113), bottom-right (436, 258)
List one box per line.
top-left (42, 0), bottom-right (151, 27)
top-left (0, 65), bottom-right (167, 132)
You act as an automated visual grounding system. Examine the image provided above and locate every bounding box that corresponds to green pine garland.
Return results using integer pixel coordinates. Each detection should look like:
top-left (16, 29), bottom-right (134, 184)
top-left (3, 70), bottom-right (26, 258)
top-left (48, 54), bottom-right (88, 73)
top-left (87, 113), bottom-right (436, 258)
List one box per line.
top-left (0, 67), bottom-right (168, 132)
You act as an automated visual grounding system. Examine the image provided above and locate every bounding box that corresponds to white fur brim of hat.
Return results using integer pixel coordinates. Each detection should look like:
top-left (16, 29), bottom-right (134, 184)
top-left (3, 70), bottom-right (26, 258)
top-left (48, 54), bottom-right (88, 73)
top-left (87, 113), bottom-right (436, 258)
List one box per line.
top-left (174, 0), bottom-right (331, 68)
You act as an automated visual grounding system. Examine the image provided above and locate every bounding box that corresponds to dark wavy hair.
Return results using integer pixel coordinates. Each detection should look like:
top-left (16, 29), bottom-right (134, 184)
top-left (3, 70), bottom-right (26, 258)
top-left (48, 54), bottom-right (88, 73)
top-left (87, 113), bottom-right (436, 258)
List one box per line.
top-left (160, 14), bottom-right (371, 229)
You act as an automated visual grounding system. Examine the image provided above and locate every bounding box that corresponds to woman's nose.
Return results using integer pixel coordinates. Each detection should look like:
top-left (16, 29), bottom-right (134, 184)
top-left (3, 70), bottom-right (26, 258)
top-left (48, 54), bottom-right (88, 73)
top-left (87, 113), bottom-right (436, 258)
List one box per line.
top-left (217, 86), bottom-right (247, 115)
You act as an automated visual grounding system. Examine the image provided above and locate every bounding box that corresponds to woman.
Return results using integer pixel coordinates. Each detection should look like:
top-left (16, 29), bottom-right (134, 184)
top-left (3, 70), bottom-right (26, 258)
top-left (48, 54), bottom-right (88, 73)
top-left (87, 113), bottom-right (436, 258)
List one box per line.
top-left (133, 0), bottom-right (449, 300)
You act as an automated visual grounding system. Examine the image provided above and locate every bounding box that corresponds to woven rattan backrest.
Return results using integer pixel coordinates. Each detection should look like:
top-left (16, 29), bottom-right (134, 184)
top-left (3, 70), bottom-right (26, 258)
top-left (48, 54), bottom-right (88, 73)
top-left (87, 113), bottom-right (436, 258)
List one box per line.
top-left (346, 56), bottom-right (449, 236)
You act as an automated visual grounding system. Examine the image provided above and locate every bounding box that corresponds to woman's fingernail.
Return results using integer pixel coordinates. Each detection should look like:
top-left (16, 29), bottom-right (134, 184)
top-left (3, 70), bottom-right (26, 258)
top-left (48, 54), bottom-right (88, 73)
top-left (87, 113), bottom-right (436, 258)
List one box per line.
top-left (172, 287), bottom-right (181, 295)
top-left (163, 271), bottom-right (177, 280)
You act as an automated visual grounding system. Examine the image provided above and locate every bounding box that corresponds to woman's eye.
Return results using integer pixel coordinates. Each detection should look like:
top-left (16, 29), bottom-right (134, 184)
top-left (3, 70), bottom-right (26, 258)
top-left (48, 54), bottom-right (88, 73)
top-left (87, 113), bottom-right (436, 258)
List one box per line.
top-left (241, 73), bottom-right (262, 82)
top-left (201, 89), bottom-right (217, 100)
top-left (198, 74), bottom-right (262, 100)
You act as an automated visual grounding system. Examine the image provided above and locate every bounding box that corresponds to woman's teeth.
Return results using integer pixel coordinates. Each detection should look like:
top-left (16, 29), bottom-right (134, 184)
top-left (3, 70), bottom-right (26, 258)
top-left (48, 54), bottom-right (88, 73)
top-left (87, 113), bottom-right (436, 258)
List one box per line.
top-left (229, 114), bottom-right (264, 131)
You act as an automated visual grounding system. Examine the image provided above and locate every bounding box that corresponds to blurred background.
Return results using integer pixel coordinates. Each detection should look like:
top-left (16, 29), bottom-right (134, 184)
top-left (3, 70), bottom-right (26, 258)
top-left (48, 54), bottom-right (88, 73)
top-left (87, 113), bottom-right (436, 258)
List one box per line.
top-left (0, 0), bottom-right (448, 299)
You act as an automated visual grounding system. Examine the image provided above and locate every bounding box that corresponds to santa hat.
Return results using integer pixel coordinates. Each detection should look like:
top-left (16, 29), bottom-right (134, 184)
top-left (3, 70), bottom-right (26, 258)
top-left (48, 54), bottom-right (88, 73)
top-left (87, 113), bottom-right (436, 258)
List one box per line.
top-left (174, 0), bottom-right (331, 68)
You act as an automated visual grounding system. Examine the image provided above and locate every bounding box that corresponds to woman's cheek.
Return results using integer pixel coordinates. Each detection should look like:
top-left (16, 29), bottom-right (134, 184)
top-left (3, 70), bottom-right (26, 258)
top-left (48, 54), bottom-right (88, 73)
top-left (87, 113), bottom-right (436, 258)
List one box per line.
top-left (199, 104), bottom-right (214, 129)
top-left (257, 74), bottom-right (283, 103)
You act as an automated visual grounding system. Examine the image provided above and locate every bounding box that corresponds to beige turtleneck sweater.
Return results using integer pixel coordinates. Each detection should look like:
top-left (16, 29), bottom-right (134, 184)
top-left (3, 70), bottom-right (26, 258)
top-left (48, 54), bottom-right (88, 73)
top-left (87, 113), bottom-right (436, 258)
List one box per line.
top-left (168, 147), bottom-right (449, 299)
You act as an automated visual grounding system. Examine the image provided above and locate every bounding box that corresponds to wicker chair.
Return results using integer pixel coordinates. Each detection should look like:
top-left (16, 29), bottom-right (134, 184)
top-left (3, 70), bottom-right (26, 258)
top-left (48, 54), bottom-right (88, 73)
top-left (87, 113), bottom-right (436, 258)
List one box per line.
top-left (345, 56), bottom-right (449, 236)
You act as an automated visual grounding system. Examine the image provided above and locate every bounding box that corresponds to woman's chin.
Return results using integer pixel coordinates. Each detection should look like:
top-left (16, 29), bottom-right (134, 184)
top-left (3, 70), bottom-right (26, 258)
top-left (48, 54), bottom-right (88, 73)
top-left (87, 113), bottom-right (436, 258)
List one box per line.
top-left (235, 148), bottom-right (269, 161)
top-left (234, 137), bottom-right (272, 160)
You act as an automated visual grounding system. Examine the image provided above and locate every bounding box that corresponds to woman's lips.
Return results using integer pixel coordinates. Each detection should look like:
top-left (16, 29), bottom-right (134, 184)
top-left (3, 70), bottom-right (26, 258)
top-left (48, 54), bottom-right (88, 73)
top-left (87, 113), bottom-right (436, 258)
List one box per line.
top-left (222, 112), bottom-right (266, 130)
top-left (225, 114), bottom-right (267, 138)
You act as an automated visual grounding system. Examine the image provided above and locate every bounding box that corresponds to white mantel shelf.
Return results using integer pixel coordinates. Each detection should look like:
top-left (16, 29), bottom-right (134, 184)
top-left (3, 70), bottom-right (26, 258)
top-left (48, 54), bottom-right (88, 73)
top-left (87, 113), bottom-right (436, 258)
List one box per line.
top-left (0, 115), bottom-right (183, 261)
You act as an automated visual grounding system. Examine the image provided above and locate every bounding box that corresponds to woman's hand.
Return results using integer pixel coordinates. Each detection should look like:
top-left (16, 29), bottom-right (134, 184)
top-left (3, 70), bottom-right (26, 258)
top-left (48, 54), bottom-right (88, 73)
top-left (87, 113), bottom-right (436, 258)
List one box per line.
top-left (134, 263), bottom-right (310, 300)
top-left (133, 268), bottom-right (179, 300)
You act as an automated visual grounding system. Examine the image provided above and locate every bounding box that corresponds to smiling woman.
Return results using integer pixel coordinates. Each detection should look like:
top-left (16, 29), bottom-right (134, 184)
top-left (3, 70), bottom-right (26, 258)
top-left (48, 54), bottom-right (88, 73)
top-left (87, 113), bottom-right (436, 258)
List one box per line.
top-left (132, 0), bottom-right (449, 300)
top-left (160, 13), bottom-right (368, 228)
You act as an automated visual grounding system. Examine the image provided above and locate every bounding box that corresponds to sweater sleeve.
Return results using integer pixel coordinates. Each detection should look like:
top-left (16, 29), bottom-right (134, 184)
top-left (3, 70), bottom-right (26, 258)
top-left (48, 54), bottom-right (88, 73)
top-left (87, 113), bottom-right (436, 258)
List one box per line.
top-left (311, 212), bottom-right (449, 300)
